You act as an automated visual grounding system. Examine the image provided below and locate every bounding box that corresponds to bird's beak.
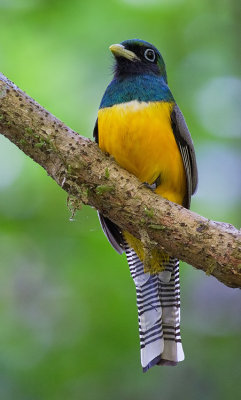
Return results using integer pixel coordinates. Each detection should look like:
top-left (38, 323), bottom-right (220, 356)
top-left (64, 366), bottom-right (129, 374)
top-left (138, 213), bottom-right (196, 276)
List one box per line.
top-left (109, 44), bottom-right (140, 62)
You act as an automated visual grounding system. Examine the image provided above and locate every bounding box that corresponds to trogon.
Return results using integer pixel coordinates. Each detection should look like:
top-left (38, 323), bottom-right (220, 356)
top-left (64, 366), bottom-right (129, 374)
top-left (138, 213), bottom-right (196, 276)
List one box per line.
top-left (93, 39), bottom-right (198, 372)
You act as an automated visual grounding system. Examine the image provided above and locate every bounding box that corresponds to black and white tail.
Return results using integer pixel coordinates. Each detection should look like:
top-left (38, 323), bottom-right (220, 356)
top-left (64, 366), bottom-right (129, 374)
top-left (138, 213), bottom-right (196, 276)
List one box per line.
top-left (125, 245), bottom-right (184, 372)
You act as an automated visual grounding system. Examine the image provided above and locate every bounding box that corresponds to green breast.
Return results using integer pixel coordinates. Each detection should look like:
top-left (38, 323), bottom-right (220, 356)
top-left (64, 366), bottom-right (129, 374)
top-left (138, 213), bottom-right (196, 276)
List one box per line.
top-left (100, 74), bottom-right (174, 109)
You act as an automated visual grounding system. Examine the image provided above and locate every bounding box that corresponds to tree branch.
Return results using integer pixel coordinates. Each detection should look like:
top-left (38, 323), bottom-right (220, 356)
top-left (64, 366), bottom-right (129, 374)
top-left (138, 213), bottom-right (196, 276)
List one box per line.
top-left (0, 73), bottom-right (240, 289)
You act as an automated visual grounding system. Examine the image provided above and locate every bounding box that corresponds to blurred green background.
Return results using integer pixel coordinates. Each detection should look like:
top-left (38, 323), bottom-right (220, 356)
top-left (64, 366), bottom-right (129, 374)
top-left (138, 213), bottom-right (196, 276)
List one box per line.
top-left (0, 0), bottom-right (240, 399)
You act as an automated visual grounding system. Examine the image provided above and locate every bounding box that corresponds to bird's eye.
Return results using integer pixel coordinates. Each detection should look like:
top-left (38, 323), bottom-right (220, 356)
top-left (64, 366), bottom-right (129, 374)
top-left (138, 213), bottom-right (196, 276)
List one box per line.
top-left (144, 48), bottom-right (155, 62)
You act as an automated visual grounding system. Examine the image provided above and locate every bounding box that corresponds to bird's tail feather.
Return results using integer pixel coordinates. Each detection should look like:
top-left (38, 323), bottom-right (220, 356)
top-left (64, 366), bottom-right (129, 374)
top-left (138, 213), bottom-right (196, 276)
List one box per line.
top-left (125, 245), bottom-right (184, 372)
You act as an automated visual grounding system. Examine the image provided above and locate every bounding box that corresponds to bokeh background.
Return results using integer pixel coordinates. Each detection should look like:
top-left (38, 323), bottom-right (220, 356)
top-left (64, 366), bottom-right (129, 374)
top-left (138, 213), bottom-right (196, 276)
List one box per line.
top-left (0, 0), bottom-right (240, 399)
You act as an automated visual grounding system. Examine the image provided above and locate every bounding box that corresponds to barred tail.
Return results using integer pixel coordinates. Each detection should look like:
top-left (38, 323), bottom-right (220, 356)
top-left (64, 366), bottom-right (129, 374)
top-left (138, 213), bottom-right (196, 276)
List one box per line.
top-left (125, 245), bottom-right (184, 372)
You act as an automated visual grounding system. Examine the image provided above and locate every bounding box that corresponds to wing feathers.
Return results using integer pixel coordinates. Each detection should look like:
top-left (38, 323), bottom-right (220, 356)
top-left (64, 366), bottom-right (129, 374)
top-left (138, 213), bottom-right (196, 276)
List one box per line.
top-left (171, 104), bottom-right (198, 208)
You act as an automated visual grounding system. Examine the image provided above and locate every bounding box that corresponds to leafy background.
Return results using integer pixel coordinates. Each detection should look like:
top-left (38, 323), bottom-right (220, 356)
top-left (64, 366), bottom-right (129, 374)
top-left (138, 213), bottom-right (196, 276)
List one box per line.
top-left (0, 0), bottom-right (240, 399)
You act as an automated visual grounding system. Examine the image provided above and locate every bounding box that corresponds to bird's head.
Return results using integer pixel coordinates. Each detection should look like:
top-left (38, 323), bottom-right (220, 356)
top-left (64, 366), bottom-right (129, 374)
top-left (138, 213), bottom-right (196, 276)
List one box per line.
top-left (110, 39), bottom-right (167, 83)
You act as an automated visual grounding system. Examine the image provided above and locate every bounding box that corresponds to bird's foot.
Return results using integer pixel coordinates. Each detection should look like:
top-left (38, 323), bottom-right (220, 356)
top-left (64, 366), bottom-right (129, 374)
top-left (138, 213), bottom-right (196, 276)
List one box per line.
top-left (140, 182), bottom-right (157, 191)
top-left (140, 175), bottom-right (161, 192)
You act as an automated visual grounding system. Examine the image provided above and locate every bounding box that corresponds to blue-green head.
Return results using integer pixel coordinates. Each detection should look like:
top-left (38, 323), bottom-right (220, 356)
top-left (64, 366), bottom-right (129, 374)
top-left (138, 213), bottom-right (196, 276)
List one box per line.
top-left (110, 39), bottom-right (167, 83)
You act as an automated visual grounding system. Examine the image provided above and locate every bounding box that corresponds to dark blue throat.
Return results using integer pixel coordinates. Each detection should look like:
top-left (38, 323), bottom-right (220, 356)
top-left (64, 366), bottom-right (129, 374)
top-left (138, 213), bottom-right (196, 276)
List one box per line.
top-left (99, 74), bottom-right (174, 109)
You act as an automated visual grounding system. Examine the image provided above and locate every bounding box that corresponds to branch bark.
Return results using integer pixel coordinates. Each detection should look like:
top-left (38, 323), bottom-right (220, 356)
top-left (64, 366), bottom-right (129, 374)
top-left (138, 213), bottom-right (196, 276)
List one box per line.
top-left (0, 73), bottom-right (240, 289)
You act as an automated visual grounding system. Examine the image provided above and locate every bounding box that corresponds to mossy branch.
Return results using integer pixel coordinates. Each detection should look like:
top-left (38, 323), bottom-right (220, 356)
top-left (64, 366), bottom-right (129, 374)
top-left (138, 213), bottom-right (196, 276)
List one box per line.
top-left (0, 73), bottom-right (240, 289)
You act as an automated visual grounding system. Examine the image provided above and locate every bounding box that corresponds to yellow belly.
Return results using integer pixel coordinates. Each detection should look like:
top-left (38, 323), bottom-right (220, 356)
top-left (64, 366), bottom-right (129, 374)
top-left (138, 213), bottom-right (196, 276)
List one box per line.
top-left (98, 100), bottom-right (186, 271)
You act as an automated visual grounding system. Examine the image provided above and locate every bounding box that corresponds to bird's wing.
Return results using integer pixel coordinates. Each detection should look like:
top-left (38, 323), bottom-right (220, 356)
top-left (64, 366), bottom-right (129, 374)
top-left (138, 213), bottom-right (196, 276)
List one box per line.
top-left (93, 118), bottom-right (99, 143)
top-left (93, 118), bottom-right (124, 254)
top-left (97, 212), bottom-right (124, 254)
top-left (171, 104), bottom-right (198, 209)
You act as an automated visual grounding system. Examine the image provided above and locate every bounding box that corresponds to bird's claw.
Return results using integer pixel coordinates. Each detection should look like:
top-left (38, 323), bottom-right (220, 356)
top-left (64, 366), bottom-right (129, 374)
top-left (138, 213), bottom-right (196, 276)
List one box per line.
top-left (139, 175), bottom-right (161, 191)
top-left (140, 182), bottom-right (157, 191)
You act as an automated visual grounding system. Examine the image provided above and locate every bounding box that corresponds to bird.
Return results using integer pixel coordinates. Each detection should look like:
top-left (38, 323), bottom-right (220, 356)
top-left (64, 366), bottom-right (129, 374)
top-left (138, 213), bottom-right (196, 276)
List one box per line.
top-left (93, 39), bottom-right (198, 372)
